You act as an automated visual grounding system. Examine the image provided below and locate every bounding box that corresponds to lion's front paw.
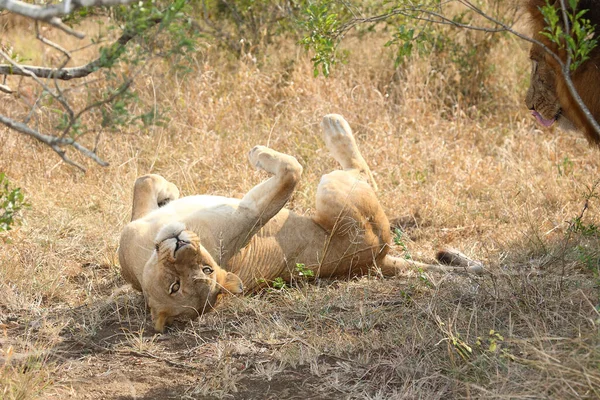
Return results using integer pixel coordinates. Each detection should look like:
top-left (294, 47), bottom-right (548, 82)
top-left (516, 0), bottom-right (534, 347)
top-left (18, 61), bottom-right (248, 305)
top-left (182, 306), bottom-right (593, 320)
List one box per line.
top-left (321, 114), bottom-right (355, 143)
top-left (157, 181), bottom-right (180, 207)
top-left (248, 145), bottom-right (302, 178)
top-left (248, 145), bottom-right (272, 172)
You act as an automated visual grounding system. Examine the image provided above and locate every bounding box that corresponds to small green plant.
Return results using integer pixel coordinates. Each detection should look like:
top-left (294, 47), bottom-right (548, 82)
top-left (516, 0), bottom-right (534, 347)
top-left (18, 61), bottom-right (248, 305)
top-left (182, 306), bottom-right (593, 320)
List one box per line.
top-left (271, 277), bottom-right (288, 290)
top-left (0, 173), bottom-right (27, 232)
top-left (410, 170), bottom-right (428, 184)
top-left (295, 263), bottom-right (315, 279)
top-left (257, 277), bottom-right (289, 290)
top-left (540, 0), bottom-right (598, 71)
top-left (393, 228), bottom-right (433, 286)
top-left (257, 264), bottom-right (313, 290)
top-left (451, 333), bottom-right (473, 361)
top-left (575, 245), bottom-right (600, 275)
top-left (417, 269), bottom-right (434, 288)
top-left (569, 216), bottom-right (599, 237)
top-left (557, 156), bottom-right (574, 176)
top-left (393, 228), bottom-right (411, 260)
top-left (476, 329), bottom-right (505, 353)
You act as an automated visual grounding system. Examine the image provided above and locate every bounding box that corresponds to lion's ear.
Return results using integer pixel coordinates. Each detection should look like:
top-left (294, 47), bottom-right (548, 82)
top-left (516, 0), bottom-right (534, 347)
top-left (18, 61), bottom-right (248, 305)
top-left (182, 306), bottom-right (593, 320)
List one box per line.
top-left (217, 271), bottom-right (243, 295)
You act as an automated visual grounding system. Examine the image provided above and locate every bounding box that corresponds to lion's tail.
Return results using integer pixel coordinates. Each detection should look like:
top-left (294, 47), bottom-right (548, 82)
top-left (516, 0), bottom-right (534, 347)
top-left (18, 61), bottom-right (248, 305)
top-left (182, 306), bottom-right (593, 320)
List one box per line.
top-left (379, 248), bottom-right (484, 275)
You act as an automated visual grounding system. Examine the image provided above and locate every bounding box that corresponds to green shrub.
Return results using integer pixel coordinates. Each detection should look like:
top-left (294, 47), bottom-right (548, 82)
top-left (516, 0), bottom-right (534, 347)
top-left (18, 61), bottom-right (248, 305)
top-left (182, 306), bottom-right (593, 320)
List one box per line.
top-left (0, 173), bottom-right (27, 232)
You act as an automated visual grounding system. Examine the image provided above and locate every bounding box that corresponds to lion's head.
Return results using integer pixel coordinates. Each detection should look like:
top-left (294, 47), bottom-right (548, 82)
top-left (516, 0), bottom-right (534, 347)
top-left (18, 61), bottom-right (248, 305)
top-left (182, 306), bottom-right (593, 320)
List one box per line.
top-left (525, 0), bottom-right (600, 145)
top-left (142, 222), bottom-right (243, 332)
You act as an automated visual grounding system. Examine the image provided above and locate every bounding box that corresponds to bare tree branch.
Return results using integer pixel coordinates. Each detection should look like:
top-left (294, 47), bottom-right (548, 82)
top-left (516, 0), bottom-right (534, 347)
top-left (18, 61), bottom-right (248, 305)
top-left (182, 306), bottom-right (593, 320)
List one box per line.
top-left (335, 6), bottom-right (508, 37)
top-left (0, 49), bottom-right (73, 116)
top-left (0, 114), bottom-right (108, 171)
top-left (46, 16), bottom-right (85, 38)
top-left (0, 82), bottom-right (12, 93)
top-left (0, 0), bottom-right (137, 20)
top-left (0, 17), bottom-right (162, 80)
top-left (0, 0), bottom-right (186, 170)
top-left (1, 0), bottom-right (137, 38)
top-left (1, 0), bottom-right (168, 84)
top-left (35, 21), bottom-right (72, 59)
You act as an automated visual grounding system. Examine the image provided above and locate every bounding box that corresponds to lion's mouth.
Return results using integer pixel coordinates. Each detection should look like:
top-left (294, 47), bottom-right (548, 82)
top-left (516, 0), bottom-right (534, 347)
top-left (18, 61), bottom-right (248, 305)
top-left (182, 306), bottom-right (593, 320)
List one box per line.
top-left (531, 110), bottom-right (557, 127)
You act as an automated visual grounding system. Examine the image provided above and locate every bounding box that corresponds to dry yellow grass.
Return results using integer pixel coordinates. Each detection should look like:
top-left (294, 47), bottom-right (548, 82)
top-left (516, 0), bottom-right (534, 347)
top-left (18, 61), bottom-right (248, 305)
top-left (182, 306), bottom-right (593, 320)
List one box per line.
top-left (1, 13), bottom-right (599, 399)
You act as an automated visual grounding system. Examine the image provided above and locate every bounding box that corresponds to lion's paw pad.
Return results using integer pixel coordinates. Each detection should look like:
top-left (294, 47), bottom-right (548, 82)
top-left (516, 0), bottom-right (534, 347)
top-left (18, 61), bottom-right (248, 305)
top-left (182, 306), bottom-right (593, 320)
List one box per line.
top-left (248, 145), bottom-right (273, 170)
top-left (321, 114), bottom-right (353, 139)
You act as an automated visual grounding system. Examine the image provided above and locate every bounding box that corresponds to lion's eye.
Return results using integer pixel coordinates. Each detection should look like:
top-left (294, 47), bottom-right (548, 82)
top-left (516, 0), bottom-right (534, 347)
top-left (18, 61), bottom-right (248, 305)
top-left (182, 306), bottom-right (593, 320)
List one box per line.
top-left (531, 60), bottom-right (538, 74)
top-left (169, 281), bottom-right (180, 294)
top-left (202, 266), bottom-right (213, 275)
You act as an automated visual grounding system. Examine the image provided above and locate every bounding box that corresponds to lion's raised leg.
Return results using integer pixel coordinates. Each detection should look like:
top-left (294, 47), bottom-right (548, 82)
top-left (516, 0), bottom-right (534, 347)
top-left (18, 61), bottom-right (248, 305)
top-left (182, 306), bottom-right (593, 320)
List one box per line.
top-left (130, 174), bottom-right (180, 221)
top-left (239, 145), bottom-right (302, 221)
top-left (320, 114), bottom-right (378, 191)
top-left (314, 115), bottom-right (386, 234)
top-left (314, 115), bottom-right (484, 277)
top-left (226, 146), bottom-right (303, 253)
top-left (310, 115), bottom-right (390, 276)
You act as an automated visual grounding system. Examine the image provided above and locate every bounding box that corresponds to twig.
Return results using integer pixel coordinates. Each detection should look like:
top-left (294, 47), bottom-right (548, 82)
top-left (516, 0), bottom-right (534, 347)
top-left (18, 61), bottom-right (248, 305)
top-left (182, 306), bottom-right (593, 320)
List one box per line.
top-left (0, 82), bottom-right (12, 93)
top-left (0, 49), bottom-right (72, 114)
top-left (35, 21), bottom-right (72, 60)
top-left (46, 16), bottom-right (84, 38)
top-left (0, 17), bottom-right (163, 80)
top-left (0, 0), bottom-right (138, 20)
top-left (0, 113), bottom-right (109, 171)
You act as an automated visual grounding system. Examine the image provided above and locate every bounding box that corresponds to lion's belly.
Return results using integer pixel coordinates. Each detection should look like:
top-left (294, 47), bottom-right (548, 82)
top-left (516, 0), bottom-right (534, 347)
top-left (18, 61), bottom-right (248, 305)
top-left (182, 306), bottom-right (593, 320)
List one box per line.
top-left (226, 235), bottom-right (292, 290)
top-left (224, 211), bottom-right (331, 291)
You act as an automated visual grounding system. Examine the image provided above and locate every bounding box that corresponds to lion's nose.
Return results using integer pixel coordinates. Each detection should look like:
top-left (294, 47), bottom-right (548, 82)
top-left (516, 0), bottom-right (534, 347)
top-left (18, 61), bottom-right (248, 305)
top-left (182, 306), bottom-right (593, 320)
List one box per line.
top-left (174, 237), bottom-right (190, 253)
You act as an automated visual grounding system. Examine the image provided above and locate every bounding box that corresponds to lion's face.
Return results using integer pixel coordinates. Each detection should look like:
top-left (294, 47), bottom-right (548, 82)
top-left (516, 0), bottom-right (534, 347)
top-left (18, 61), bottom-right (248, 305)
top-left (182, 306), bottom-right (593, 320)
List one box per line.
top-left (526, 44), bottom-right (561, 127)
top-left (525, 44), bottom-right (576, 131)
top-left (142, 222), bottom-right (243, 332)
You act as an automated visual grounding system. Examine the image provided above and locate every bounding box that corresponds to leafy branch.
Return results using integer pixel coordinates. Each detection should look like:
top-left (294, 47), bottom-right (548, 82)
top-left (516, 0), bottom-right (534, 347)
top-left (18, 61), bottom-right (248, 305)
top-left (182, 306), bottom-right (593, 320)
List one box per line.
top-left (0, 0), bottom-right (194, 171)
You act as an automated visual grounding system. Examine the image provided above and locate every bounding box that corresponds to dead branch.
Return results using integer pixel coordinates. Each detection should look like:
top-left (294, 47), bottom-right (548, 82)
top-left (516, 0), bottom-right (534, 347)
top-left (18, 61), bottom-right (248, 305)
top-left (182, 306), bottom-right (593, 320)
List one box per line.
top-left (0, 82), bottom-right (12, 93)
top-left (0, 0), bottom-right (137, 20)
top-left (0, 0), bottom-right (139, 38)
top-left (0, 5), bottom-right (163, 170)
top-left (0, 17), bottom-right (162, 80)
top-left (0, 114), bottom-right (108, 171)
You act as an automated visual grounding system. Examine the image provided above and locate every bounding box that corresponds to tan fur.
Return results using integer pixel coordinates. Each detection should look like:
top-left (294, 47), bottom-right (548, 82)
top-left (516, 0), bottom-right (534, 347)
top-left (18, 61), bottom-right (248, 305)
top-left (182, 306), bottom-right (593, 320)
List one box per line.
top-left (118, 115), bottom-right (483, 332)
top-left (525, 0), bottom-right (600, 145)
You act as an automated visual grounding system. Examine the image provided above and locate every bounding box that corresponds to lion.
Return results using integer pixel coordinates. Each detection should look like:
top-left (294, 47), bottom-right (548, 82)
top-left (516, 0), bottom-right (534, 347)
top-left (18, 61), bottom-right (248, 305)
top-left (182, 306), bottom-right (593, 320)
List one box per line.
top-left (118, 114), bottom-right (483, 332)
top-left (525, 0), bottom-right (600, 145)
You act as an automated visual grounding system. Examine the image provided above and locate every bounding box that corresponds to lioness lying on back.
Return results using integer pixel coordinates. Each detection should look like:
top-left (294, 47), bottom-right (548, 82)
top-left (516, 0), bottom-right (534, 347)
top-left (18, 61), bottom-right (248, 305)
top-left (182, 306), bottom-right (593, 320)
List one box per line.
top-left (118, 115), bottom-right (483, 332)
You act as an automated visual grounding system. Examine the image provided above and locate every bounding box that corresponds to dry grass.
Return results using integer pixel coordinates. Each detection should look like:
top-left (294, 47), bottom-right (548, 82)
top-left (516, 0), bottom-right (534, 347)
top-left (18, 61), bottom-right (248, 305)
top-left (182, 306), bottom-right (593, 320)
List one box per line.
top-left (1, 14), bottom-right (599, 399)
